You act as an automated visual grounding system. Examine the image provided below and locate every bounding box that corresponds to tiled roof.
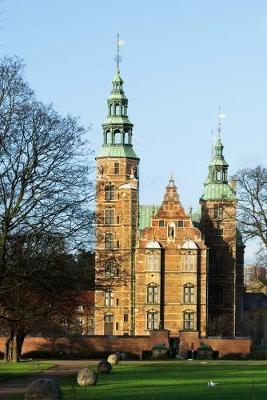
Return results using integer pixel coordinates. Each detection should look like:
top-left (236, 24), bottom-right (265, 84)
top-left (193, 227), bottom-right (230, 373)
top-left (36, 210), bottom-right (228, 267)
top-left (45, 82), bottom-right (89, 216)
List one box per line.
top-left (201, 183), bottom-right (236, 201)
top-left (97, 144), bottom-right (138, 159)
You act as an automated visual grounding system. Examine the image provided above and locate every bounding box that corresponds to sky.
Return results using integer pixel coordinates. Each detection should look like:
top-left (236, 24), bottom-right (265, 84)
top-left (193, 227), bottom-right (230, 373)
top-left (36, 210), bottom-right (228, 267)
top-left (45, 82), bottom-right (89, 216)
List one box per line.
top-left (1, 0), bottom-right (267, 261)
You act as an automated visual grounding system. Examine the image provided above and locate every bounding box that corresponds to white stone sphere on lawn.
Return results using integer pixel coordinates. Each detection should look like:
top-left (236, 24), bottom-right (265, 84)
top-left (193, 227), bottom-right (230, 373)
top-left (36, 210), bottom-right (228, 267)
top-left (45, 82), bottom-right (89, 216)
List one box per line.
top-left (108, 354), bottom-right (118, 365)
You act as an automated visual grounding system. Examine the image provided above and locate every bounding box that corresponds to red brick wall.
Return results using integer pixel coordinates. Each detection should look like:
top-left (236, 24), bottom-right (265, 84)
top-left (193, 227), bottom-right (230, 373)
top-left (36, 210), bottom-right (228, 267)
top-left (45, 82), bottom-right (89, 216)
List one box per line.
top-left (0, 330), bottom-right (170, 360)
top-left (179, 331), bottom-right (251, 357)
top-left (0, 331), bottom-right (251, 359)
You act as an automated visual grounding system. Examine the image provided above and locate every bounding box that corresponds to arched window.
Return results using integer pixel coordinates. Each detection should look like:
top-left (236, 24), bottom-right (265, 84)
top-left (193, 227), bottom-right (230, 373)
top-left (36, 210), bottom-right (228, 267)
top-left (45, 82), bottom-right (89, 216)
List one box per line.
top-left (105, 185), bottom-right (114, 201)
top-left (114, 130), bottom-right (121, 144)
top-left (105, 233), bottom-right (114, 249)
top-left (183, 283), bottom-right (195, 304)
top-left (105, 209), bottom-right (114, 225)
top-left (183, 311), bottom-right (195, 331)
top-left (115, 103), bottom-right (120, 115)
top-left (147, 310), bottom-right (159, 330)
top-left (106, 131), bottom-right (111, 144)
top-left (147, 284), bottom-right (159, 303)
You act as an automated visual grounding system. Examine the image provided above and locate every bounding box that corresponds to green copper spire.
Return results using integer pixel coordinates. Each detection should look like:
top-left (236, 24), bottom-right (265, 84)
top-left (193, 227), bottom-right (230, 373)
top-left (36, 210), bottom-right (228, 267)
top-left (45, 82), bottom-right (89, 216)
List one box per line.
top-left (201, 124), bottom-right (236, 201)
top-left (98, 37), bottom-right (138, 159)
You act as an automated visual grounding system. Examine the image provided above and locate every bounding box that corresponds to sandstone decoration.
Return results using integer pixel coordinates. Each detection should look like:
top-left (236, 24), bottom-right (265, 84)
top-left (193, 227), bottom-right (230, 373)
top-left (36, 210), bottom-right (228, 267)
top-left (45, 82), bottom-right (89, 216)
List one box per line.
top-left (77, 368), bottom-right (97, 386)
top-left (25, 378), bottom-right (63, 400)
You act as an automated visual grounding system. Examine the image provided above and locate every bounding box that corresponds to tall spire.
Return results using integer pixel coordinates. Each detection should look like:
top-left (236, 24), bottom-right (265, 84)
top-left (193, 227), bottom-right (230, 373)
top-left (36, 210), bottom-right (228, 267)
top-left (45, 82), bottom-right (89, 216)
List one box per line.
top-left (200, 110), bottom-right (235, 201)
top-left (98, 36), bottom-right (138, 159)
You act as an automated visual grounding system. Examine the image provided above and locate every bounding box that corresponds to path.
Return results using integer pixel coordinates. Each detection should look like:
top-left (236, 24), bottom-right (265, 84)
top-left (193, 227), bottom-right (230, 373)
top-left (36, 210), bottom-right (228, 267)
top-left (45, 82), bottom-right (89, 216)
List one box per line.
top-left (0, 360), bottom-right (95, 399)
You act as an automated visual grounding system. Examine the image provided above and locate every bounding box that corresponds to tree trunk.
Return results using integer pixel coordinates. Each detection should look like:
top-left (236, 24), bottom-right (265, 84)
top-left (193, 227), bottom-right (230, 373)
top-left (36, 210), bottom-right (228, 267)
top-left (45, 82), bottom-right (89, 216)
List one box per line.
top-left (4, 329), bottom-right (16, 363)
top-left (4, 329), bottom-right (26, 362)
top-left (16, 332), bottom-right (26, 361)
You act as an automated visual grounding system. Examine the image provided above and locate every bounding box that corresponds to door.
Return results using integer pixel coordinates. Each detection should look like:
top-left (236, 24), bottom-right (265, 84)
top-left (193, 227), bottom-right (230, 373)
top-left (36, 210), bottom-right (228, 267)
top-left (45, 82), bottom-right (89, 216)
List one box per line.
top-left (104, 314), bottom-right (113, 335)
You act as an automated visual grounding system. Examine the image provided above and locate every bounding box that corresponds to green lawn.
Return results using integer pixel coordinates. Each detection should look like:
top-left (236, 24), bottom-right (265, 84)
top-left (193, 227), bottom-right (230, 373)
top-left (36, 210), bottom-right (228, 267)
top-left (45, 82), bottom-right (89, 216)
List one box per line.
top-left (60, 361), bottom-right (267, 400)
top-left (0, 360), bottom-right (55, 382)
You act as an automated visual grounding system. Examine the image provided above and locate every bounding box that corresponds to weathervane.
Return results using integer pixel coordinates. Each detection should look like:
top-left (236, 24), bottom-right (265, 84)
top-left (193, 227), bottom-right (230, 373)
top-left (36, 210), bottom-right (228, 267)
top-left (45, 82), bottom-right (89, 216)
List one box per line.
top-left (115, 33), bottom-right (124, 72)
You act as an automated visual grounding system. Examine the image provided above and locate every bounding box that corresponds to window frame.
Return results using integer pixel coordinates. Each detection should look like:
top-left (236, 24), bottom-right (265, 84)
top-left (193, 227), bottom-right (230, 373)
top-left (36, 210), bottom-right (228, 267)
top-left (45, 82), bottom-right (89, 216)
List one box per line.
top-left (105, 185), bottom-right (115, 201)
top-left (146, 310), bottom-right (159, 330)
top-left (104, 208), bottom-right (115, 225)
top-left (104, 290), bottom-right (114, 307)
top-left (183, 283), bottom-right (195, 304)
top-left (147, 283), bottom-right (159, 304)
top-left (183, 311), bottom-right (195, 331)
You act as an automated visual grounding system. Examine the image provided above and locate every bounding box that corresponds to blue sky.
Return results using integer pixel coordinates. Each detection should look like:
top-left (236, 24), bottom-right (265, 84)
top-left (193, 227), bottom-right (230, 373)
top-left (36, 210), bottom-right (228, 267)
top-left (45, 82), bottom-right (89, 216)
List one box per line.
top-left (2, 0), bottom-right (267, 261)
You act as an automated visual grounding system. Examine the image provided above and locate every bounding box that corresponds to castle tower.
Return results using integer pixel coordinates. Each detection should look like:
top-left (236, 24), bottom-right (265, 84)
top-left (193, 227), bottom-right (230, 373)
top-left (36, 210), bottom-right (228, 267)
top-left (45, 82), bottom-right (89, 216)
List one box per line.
top-left (200, 131), bottom-right (244, 336)
top-left (94, 64), bottom-right (139, 335)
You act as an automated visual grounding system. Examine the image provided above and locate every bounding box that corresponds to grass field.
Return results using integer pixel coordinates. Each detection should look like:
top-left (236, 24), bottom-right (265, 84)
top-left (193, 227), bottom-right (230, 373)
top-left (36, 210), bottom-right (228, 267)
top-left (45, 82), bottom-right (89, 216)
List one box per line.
top-left (60, 361), bottom-right (267, 400)
top-left (0, 360), bottom-right (55, 382)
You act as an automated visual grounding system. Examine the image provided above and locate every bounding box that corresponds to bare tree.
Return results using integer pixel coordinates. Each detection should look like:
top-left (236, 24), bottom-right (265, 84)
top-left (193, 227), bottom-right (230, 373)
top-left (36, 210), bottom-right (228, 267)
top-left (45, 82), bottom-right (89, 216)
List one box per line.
top-left (0, 56), bottom-right (94, 296)
top-left (234, 165), bottom-right (267, 253)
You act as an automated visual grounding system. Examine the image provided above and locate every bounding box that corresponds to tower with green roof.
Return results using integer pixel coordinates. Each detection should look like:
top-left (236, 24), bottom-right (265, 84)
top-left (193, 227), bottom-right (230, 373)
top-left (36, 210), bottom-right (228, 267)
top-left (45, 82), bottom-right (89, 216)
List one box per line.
top-left (200, 132), bottom-right (244, 337)
top-left (95, 57), bottom-right (139, 336)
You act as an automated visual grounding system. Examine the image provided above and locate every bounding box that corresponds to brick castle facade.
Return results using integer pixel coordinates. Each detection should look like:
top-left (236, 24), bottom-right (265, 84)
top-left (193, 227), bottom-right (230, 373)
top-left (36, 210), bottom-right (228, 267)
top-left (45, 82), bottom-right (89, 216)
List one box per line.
top-left (94, 65), bottom-right (244, 341)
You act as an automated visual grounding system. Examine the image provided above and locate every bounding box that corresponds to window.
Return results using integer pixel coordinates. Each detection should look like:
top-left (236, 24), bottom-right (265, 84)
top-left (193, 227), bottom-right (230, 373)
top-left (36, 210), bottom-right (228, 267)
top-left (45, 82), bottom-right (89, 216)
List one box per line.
top-left (105, 260), bottom-right (114, 277)
top-left (124, 314), bottom-right (128, 323)
top-left (105, 233), bottom-right (114, 249)
top-left (105, 185), bottom-right (114, 201)
top-left (147, 311), bottom-right (159, 330)
top-left (183, 284), bottom-right (195, 304)
top-left (116, 322), bottom-right (119, 330)
top-left (216, 170), bottom-right (221, 181)
top-left (146, 252), bottom-right (160, 272)
top-left (159, 220), bottom-right (165, 227)
top-left (183, 254), bottom-right (197, 272)
top-left (105, 209), bottom-right (115, 225)
top-left (116, 298), bottom-right (119, 306)
top-left (214, 204), bottom-right (223, 219)
top-left (147, 284), bottom-right (159, 303)
top-left (176, 220), bottom-right (184, 228)
top-left (114, 162), bottom-right (119, 175)
top-left (183, 311), bottom-right (194, 330)
top-left (104, 291), bottom-right (114, 307)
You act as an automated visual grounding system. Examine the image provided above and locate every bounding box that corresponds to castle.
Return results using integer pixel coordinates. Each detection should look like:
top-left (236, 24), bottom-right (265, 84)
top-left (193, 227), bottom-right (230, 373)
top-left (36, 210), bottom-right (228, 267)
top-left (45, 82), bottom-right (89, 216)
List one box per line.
top-left (94, 64), bottom-right (244, 341)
